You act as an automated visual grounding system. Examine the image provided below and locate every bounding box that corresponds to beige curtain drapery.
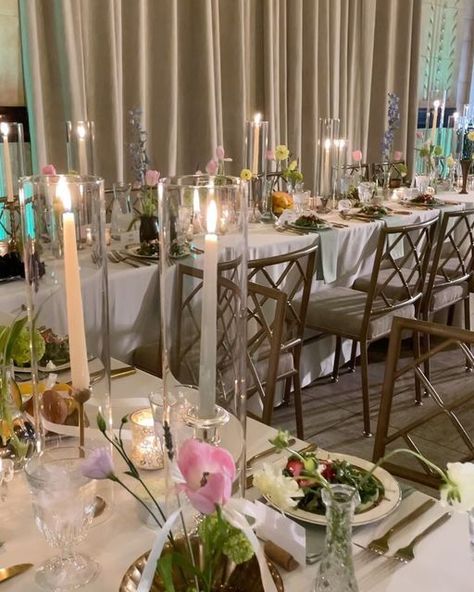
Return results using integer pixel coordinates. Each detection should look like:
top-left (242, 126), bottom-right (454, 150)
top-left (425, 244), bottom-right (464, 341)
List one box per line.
top-left (19, 0), bottom-right (422, 187)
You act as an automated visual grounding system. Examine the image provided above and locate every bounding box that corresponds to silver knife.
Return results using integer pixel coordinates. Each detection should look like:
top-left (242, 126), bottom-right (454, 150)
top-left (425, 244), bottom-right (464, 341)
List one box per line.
top-left (0, 563), bottom-right (33, 584)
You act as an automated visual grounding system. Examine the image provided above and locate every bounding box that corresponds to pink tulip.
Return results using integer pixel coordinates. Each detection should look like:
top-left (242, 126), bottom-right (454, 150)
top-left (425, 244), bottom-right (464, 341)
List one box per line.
top-left (81, 448), bottom-right (115, 480)
top-left (206, 159), bottom-right (218, 175)
top-left (145, 169), bottom-right (160, 187)
top-left (352, 150), bottom-right (362, 162)
top-left (177, 438), bottom-right (236, 514)
top-left (266, 149), bottom-right (275, 161)
top-left (416, 131), bottom-right (423, 139)
top-left (393, 150), bottom-right (403, 161)
top-left (42, 164), bottom-right (57, 175)
top-left (216, 145), bottom-right (225, 160)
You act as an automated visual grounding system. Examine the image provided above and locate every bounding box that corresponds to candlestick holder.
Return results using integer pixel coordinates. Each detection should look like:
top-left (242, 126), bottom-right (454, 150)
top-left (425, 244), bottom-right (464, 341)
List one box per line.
top-left (18, 175), bottom-right (112, 452)
top-left (66, 121), bottom-right (95, 175)
top-left (158, 175), bottom-right (248, 495)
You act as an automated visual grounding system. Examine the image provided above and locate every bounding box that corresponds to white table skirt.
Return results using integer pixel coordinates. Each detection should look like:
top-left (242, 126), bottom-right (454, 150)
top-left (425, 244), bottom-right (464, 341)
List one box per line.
top-left (1, 367), bottom-right (471, 592)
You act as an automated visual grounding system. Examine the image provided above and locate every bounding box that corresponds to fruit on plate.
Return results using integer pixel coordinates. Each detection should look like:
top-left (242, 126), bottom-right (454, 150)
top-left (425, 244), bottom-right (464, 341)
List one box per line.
top-left (359, 204), bottom-right (388, 218)
top-left (282, 452), bottom-right (384, 514)
top-left (272, 191), bottom-right (293, 215)
top-left (21, 382), bottom-right (88, 427)
top-left (410, 193), bottom-right (440, 205)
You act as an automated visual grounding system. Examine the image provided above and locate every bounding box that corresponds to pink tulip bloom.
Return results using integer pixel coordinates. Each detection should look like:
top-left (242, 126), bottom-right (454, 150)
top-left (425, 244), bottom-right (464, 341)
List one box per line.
top-left (416, 131), bottom-right (424, 139)
top-left (81, 448), bottom-right (115, 480)
top-left (393, 150), bottom-right (403, 161)
top-left (216, 145), bottom-right (225, 160)
top-left (145, 169), bottom-right (160, 187)
top-left (177, 438), bottom-right (236, 514)
top-left (42, 164), bottom-right (57, 175)
top-left (352, 150), bottom-right (362, 162)
top-left (266, 149), bottom-right (275, 161)
top-left (206, 159), bottom-right (218, 175)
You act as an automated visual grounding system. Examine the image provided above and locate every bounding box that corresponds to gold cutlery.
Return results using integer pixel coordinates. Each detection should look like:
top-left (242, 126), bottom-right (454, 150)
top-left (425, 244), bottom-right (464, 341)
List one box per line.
top-left (113, 250), bottom-right (152, 267)
top-left (67, 366), bottom-right (136, 386)
top-left (108, 252), bottom-right (139, 268)
top-left (245, 442), bottom-right (317, 489)
top-left (393, 512), bottom-right (451, 563)
top-left (367, 499), bottom-right (436, 555)
top-left (246, 438), bottom-right (296, 468)
top-left (0, 563), bottom-right (33, 584)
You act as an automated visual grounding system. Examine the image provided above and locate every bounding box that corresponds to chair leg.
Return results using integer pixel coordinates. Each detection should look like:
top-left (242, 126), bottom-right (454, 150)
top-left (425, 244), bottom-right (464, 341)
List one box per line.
top-left (332, 337), bottom-right (342, 382)
top-left (422, 331), bottom-right (431, 397)
top-left (349, 340), bottom-right (357, 372)
top-left (447, 304), bottom-right (456, 327)
top-left (360, 340), bottom-right (372, 437)
top-left (283, 376), bottom-right (292, 405)
top-left (293, 373), bottom-right (304, 440)
top-left (464, 297), bottom-right (473, 372)
top-left (413, 330), bottom-right (423, 405)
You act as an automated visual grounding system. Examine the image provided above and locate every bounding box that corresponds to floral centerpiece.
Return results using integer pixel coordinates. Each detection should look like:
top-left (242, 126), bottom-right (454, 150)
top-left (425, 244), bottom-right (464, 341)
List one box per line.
top-left (418, 142), bottom-right (443, 177)
top-left (0, 316), bottom-right (38, 468)
top-left (83, 414), bottom-right (277, 592)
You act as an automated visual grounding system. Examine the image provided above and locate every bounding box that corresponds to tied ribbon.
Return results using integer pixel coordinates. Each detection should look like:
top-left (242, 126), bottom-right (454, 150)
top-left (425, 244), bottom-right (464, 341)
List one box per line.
top-left (136, 508), bottom-right (182, 592)
top-left (137, 498), bottom-right (277, 592)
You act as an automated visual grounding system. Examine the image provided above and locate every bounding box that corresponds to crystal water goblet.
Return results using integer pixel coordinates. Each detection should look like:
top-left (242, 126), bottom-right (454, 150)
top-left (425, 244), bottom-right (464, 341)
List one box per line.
top-left (25, 446), bottom-right (99, 591)
top-left (0, 458), bottom-right (14, 501)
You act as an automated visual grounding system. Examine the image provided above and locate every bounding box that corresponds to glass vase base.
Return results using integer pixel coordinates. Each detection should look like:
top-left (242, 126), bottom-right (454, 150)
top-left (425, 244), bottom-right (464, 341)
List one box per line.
top-left (35, 553), bottom-right (100, 591)
top-left (260, 210), bottom-right (277, 224)
top-left (184, 404), bottom-right (230, 444)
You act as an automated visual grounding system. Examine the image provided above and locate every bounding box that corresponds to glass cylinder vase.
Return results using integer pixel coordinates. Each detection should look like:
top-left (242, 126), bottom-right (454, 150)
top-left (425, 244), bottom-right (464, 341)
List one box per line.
top-left (18, 175), bottom-right (112, 451)
top-left (314, 484), bottom-right (360, 592)
top-left (158, 175), bottom-right (248, 494)
top-left (317, 118), bottom-right (340, 212)
top-left (66, 121), bottom-right (95, 175)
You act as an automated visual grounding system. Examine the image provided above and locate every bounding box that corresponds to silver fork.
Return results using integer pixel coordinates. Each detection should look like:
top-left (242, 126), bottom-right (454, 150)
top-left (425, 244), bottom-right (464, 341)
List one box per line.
top-left (367, 499), bottom-right (436, 555)
top-left (113, 250), bottom-right (152, 266)
top-left (392, 512), bottom-right (451, 563)
top-left (107, 251), bottom-right (139, 268)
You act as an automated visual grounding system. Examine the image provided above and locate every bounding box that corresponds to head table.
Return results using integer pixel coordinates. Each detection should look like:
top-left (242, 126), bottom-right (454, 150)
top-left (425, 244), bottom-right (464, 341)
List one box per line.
top-left (0, 362), bottom-right (471, 592)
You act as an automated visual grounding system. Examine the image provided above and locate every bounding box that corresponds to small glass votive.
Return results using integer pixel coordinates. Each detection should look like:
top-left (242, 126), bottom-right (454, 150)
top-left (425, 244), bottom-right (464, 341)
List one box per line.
top-left (130, 408), bottom-right (163, 470)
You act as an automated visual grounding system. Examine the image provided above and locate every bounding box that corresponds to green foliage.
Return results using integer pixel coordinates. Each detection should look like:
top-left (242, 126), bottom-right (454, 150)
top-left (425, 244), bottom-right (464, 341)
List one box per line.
top-left (10, 327), bottom-right (45, 366)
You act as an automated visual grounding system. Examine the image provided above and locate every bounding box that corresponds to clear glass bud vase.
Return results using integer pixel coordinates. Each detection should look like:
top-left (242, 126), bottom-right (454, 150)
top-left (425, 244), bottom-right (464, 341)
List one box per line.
top-left (314, 484), bottom-right (359, 592)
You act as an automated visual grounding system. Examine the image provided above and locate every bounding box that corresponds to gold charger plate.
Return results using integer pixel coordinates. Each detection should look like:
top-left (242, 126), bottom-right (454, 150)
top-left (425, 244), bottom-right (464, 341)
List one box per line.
top-left (119, 550), bottom-right (284, 592)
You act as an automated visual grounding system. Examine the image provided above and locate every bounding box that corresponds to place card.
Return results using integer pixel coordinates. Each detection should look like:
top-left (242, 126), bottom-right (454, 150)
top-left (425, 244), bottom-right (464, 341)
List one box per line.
top-left (254, 500), bottom-right (306, 565)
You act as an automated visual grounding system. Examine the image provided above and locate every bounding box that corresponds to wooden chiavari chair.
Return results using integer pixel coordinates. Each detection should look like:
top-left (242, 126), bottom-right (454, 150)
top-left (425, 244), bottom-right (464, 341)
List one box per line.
top-left (373, 316), bottom-right (474, 489)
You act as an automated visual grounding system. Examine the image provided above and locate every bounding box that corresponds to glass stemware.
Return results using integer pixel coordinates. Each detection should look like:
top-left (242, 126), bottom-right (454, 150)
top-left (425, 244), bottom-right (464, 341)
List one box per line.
top-left (25, 446), bottom-right (99, 591)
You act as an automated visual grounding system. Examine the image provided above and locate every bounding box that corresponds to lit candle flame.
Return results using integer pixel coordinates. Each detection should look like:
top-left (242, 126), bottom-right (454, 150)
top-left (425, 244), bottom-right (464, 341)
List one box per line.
top-left (193, 188), bottom-right (200, 213)
top-left (0, 122), bottom-right (9, 137)
top-left (207, 199), bottom-right (217, 234)
top-left (253, 112), bottom-right (262, 124)
top-left (57, 177), bottom-right (72, 211)
top-left (324, 138), bottom-right (332, 150)
top-left (453, 112), bottom-right (459, 120)
top-left (433, 100), bottom-right (440, 109)
top-left (77, 123), bottom-right (86, 139)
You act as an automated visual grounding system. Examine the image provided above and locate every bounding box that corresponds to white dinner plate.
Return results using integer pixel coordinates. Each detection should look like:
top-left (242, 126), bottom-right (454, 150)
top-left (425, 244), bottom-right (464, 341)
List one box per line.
top-left (288, 222), bottom-right (330, 232)
top-left (265, 451), bottom-right (401, 526)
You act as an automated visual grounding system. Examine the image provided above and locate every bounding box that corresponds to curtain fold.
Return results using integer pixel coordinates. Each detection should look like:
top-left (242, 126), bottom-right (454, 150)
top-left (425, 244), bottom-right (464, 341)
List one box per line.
top-left (19, 0), bottom-right (422, 186)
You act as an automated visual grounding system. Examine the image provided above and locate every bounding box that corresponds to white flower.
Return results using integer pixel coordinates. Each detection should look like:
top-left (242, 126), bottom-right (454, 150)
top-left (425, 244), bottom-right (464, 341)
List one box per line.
top-left (446, 155), bottom-right (455, 168)
top-left (253, 463), bottom-right (302, 511)
top-left (440, 462), bottom-right (474, 512)
top-left (467, 130), bottom-right (474, 142)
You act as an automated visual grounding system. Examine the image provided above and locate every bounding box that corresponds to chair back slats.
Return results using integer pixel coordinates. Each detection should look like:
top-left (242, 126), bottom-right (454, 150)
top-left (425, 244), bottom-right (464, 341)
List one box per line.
top-left (363, 217), bottom-right (438, 324)
top-left (424, 211), bottom-right (474, 305)
top-left (373, 316), bottom-right (474, 488)
top-left (248, 241), bottom-right (318, 346)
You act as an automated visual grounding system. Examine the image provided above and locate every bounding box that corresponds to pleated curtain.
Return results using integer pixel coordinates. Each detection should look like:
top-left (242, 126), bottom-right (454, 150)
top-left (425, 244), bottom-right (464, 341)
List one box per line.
top-left (19, 0), bottom-right (422, 188)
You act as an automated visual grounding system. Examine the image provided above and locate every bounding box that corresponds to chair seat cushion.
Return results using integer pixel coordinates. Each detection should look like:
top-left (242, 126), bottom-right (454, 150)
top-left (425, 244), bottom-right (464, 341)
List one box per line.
top-left (305, 286), bottom-right (415, 340)
top-left (429, 282), bottom-right (469, 312)
top-left (352, 268), bottom-right (418, 300)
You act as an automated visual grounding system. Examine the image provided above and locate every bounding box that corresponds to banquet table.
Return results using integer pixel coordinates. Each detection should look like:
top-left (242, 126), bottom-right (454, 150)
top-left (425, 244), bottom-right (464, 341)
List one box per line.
top-left (0, 194), bottom-right (472, 383)
top-left (0, 365), bottom-right (472, 592)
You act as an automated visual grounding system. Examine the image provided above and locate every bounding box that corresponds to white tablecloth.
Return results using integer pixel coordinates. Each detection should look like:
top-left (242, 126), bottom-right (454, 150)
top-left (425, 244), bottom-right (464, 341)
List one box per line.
top-left (1, 367), bottom-right (471, 592)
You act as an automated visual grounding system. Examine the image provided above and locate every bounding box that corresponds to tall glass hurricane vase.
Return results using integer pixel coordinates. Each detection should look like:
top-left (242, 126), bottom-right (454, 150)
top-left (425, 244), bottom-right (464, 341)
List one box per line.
top-left (317, 118), bottom-right (340, 212)
top-left (18, 175), bottom-right (112, 450)
top-left (314, 484), bottom-right (359, 592)
top-left (158, 175), bottom-right (248, 494)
